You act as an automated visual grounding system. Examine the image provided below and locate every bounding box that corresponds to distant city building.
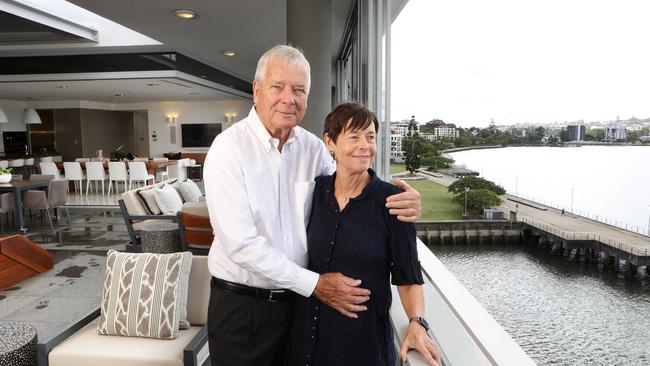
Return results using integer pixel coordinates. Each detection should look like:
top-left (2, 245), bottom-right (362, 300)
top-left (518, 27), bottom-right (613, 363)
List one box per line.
top-left (639, 135), bottom-right (650, 142)
top-left (433, 125), bottom-right (459, 140)
top-left (390, 133), bottom-right (404, 162)
top-left (605, 123), bottom-right (627, 141)
top-left (391, 119), bottom-right (419, 136)
top-left (390, 118), bottom-right (420, 162)
top-left (421, 132), bottom-right (435, 142)
top-left (567, 122), bottom-right (586, 141)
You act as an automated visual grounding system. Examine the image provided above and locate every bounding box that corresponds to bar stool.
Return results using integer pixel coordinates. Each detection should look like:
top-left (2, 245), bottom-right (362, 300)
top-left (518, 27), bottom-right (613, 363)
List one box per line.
top-left (23, 158), bottom-right (35, 179)
top-left (8, 159), bottom-right (24, 176)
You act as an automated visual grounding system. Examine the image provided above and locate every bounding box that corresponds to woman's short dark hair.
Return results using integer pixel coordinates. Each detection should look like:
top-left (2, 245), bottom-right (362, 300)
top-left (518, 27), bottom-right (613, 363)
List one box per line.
top-left (324, 102), bottom-right (379, 143)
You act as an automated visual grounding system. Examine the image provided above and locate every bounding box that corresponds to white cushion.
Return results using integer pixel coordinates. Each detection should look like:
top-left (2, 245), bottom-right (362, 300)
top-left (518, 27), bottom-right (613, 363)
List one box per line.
top-left (49, 320), bottom-right (203, 366)
top-left (154, 184), bottom-right (183, 215)
top-left (177, 179), bottom-right (202, 202)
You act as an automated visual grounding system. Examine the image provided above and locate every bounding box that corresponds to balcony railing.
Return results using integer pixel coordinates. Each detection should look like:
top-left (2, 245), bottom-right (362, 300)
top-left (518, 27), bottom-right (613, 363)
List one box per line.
top-left (390, 239), bottom-right (535, 365)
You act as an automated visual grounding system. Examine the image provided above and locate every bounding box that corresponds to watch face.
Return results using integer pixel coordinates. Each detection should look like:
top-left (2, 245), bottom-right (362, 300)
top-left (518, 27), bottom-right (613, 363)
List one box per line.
top-left (420, 318), bottom-right (430, 330)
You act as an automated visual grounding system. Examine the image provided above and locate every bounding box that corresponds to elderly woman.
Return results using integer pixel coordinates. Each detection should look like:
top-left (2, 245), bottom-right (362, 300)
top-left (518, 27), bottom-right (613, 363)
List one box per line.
top-left (286, 102), bottom-right (440, 366)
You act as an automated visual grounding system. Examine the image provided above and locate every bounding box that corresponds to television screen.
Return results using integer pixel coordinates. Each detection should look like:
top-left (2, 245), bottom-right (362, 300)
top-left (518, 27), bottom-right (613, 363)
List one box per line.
top-left (181, 123), bottom-right (222, 147)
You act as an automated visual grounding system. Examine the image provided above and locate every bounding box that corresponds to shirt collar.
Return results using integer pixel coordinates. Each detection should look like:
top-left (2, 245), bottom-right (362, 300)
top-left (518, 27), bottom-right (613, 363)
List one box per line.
top-left (248, 106), bottom-right (298, 153)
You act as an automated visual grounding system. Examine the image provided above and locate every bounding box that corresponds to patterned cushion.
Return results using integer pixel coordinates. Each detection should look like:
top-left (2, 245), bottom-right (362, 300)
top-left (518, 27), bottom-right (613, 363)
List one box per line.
top-left (136, 187), bottom-right (161, 215)
top-left (98, 250), bottom-right (193, 339)
top-left (177, 179), bottom-right (202, 202)
top-left (153, 184), bottom-right (183, 215)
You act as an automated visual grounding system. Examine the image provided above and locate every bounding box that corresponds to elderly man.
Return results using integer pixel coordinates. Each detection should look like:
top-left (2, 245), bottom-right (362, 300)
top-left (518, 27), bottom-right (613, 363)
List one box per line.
top-left (203, 45), bottom-right (422, 366)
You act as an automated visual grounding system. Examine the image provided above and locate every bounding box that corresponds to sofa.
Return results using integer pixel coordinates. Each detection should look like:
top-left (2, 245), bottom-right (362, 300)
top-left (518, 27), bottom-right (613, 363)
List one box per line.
top-left (118, 179), bottom-right (210, 253)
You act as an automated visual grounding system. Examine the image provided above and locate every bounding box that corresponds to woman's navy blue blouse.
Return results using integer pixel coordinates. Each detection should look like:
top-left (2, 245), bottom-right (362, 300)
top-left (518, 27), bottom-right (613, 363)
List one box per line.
top-left (286, 169), bottom-right (423, 366)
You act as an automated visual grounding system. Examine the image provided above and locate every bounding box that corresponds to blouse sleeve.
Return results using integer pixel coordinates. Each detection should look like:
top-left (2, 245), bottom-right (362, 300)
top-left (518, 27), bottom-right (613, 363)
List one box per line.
top-left (384, 188), bottom-right (424, 286)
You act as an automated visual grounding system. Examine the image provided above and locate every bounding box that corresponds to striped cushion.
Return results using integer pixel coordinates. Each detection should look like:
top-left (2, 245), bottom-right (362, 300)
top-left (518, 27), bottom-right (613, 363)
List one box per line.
top-left (98, 250), bottom-right (193, 339)
top-left (153, 184), bottom-right (183, 215)
top-left (177, 179), bottom-right (202, 203)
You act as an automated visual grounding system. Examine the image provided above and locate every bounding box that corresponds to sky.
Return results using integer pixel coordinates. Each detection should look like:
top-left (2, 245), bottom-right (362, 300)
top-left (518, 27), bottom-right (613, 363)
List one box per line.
top-left (390, 0), bottom-right (650, 127)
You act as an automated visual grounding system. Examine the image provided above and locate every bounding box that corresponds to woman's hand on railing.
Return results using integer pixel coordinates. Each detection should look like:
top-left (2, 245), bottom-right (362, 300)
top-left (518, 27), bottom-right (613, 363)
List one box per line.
top-left (400, 323), bottom-right (440, 366)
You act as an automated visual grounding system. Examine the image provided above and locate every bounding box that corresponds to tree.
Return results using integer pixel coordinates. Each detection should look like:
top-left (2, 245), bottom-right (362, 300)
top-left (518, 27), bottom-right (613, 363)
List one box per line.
top-left (423, 154), bottom-right (454, 170)
top-left (453, 189), bottom-right (502, 215)
top-left (447, 176), bottom-right (506, 195)
top-left (559, 128), bottom-right (571, 142)
top-left (402, 117), bottom-right (427, 174)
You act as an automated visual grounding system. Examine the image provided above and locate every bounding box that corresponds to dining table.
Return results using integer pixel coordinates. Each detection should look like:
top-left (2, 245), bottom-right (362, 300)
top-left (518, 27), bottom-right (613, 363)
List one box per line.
top-left (0, 179), bottom-right (50, 232)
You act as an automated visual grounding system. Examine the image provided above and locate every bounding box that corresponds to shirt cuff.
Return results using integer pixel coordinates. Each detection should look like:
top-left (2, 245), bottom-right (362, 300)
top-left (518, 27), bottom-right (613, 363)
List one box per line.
top-left (292, 267), bottom-right (320, 298)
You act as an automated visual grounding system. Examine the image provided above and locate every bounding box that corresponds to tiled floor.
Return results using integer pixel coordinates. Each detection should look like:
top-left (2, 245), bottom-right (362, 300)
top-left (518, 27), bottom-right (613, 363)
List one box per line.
top-left (0, 208), bottom-right (129, 342)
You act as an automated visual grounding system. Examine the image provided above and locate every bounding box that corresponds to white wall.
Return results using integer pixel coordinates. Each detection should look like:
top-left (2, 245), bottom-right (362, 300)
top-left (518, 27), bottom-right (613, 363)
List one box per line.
top-left (0, 99), bottom-right (28, 153)
top-left (114, 99), bottom-right (252, 157)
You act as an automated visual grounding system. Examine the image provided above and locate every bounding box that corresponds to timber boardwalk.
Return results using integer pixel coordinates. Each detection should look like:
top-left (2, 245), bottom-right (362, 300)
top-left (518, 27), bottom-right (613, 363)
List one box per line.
top-left (412, 169), bottom-right (650, 268)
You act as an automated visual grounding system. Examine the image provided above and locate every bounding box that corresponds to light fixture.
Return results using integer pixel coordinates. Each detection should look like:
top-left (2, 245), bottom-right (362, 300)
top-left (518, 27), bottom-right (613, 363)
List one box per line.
top-left (23, 108), bottom-right (42, 124)
top-left (222, 50), bottom-right (236, 57)
top-left (0, 106), bottom-right (8, 123)
top-left (166, 114), bottom-right (178, 126)
top-left (174, 9), bottom-right (197, 19)
top-left (225, 112), bottom-right (237, 124)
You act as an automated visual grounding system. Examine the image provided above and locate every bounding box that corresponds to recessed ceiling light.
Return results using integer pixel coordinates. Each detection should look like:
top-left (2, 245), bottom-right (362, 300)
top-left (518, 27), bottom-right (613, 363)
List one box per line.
top-left (189, 92), bottom-right (200, 95)
top-left (174, 9), bottom-right (197, 19)
top-left (222, 50), bottom-right (236, 57)
top-left (146, 83), bottom-right (160, 87)
top-left (114, 93), bottom-right (126, 97)
top-left (55, 85), bottom-right (68, 89)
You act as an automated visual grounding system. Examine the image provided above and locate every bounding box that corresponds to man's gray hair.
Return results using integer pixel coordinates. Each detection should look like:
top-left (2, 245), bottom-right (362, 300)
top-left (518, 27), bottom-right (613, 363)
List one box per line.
top-left (254, 45), bottom-right (311, 92)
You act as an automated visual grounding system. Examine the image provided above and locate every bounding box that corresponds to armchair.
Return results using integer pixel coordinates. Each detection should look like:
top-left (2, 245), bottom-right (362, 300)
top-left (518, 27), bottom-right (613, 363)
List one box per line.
top-left (40, 255), bottom-right (211, 366)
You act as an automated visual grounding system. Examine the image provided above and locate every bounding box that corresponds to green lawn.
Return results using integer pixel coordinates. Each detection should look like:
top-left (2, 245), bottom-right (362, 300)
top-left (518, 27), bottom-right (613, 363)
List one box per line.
top-left (406, 179), bottom-right (462, 221)
top-left (390, 163), bottom-right (405, 175)
top-left (389, 164), bottom-right (460, 220)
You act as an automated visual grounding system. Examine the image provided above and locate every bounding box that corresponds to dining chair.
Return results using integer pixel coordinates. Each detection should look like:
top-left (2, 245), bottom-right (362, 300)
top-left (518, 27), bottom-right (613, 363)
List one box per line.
top-left (40, 156), bottom-right (54, 163)
top-left (152, 157), bottom-right (169, 181)
top-left (0, 160), bottom-right (8, 169)
top-left (63, 162), bottom-right (85, 195)
top-left (132, 157), bottom-right (149, 162)
top-left (127, 161), bottom-right (154, 189)
top-left (23, 178), bottom-right (70, 233)
top-left (107, 162), bottom-right (128, 195)
top-left (8, 159), bottom-right (24, 176)
top-left (39, 162), bottom-right (63, 179)
top-left (85, 162), bottom-right (107, 195)
top-left (0, 192), bottom-right (16, 231)
top-left (52, 155), bottom-right (63, 163)
top-left (75, 158), bottom-right (91, 162)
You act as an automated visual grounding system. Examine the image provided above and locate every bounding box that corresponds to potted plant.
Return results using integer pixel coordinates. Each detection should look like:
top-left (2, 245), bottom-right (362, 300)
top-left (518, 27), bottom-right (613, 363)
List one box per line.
top-left (110, 144), bottom-right (127, 161)
top-left (0, 167), bottom-right (13, 183)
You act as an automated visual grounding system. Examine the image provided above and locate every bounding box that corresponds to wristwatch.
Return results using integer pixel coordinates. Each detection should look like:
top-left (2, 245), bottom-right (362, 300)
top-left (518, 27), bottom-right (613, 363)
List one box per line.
top-left (409, 316), bottom-right (430, 331)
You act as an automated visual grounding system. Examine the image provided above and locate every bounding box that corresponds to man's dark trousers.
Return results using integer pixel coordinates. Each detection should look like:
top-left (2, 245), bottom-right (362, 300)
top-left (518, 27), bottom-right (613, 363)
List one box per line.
top-left (208, 279), bottom-right (294, 366)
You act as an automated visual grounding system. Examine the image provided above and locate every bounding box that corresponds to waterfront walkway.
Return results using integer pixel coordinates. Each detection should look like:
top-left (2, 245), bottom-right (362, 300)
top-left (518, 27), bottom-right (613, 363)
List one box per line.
top-left (416, 169), bottom-right (650, 257)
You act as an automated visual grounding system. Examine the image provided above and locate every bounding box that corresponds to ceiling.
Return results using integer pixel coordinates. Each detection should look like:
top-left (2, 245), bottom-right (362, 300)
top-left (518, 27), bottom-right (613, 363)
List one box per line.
top-left (69, 0), bottom-right (289, 82)
top-left (0, 0), bottom-right (414, 104)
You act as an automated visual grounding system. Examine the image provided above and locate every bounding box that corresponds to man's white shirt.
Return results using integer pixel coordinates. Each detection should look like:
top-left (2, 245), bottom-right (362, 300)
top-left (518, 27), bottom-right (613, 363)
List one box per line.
top-left (203, 107), bottom-right (335, 297)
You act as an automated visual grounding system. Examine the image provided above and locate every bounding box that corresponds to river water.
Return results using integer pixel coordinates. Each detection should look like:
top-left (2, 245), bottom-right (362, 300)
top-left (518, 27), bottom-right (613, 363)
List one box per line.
top-left (434, 146), bottom-right (650, 365)
top-left (449, 146), bottom-right (650, 234)
top-left (430, 244), bottom-right (650, 365)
